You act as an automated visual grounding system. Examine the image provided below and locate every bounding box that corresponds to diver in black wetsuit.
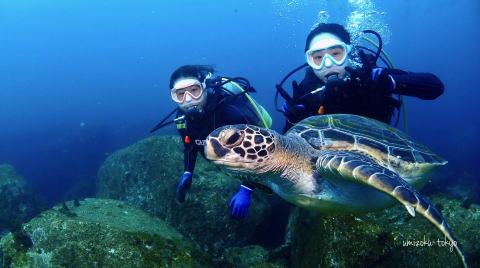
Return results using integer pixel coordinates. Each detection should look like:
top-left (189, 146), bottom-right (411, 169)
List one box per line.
top-left (281, 23), bottom-right (444, 131)
top-left (168, 65), bottom-right (271, 219)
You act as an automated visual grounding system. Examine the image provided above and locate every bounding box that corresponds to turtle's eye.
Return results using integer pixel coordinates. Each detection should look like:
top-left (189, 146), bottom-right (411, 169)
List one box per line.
top-left (223, 130), bottom-right (244, 148)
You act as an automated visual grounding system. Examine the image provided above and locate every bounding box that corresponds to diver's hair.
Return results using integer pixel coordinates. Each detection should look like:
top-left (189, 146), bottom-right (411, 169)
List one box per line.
top-left (169, 65), bottom-right (215, 89)
top-left (305, 23), bottom-right (351, 51)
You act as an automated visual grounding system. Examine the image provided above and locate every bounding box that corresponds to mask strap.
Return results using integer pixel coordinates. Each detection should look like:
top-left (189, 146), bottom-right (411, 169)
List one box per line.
top-left (202, 72), bottom-right (212, 89)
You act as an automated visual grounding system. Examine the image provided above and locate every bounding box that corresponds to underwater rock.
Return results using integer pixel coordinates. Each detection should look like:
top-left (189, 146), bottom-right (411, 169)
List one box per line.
top-left (0, 198), bottom-right (216, 267)
top-left (222, 245), bottom-right (269, 268)
top-left (97, 136), bottom-right (280, 256)
top-left (0, 164), bottom-right (44, 234)
top-left (287, 195), bottom-right (479, 268)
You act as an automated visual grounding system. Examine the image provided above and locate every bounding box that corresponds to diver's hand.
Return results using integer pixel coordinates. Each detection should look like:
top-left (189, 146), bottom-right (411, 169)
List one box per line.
top-left (345, 66), bottom-right (369, 86)
top-left (345, 66), bottom-right (393, 93)
top-left (176, 172), bottom-right (192, 203)
top-left (371, 68), bottom-right (395, 92)
top-left (323, 74), bottom-right (351, 101)
top-left (281, 102), bottom-right (305, 123)
top-left (229, 185), bottom-right (253, 219)
top-left (346, 49), bottom-right (394, 93)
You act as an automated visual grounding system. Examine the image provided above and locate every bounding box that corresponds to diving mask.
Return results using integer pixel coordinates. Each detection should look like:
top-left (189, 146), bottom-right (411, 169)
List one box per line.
top-left (305, 34), bottom-right (351, 70)
top-left (171, 78), bottom-right (205, 104)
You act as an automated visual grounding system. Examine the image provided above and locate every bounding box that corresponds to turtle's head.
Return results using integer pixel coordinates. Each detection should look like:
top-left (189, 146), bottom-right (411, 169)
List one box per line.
top-left (205, 124), bottom-right (279, 175)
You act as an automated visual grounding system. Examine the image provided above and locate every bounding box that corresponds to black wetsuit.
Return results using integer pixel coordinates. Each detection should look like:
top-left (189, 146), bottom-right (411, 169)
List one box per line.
top-left (284, 67), bottom-right (444, 131)
top-left (176, 86), bottom-right (265, 175)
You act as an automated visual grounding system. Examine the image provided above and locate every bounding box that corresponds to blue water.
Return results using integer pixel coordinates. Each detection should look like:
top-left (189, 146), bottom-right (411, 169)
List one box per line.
top-left (0, 0), bottom-right (478, 204)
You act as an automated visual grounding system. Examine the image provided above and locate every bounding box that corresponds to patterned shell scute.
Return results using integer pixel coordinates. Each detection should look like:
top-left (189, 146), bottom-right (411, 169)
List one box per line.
top-left (287, 114), bottom-right (446, 165)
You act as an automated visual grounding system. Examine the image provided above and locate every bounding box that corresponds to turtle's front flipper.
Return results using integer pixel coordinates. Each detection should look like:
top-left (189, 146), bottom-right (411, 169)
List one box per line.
top-left (317, 150), bottom-right (468, 268)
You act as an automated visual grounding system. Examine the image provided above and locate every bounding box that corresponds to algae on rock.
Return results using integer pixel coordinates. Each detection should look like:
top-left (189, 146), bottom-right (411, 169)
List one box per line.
top-left (0, 198), bottom-right (216, 268)
top-left (222, 245), bottom-right (269, 268)
top-left (288, 195), bottom-right (479, 268)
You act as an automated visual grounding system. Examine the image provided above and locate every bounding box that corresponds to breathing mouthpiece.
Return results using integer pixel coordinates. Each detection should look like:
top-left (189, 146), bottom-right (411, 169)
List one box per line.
top-left (185, 105), bottom-right (204, 120)
top-left (326, 73), bottom-right (340, 82)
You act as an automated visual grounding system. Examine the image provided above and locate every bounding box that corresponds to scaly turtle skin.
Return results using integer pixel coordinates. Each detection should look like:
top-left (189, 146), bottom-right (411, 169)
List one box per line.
top-left (204, 114), bottom-right (468, 268)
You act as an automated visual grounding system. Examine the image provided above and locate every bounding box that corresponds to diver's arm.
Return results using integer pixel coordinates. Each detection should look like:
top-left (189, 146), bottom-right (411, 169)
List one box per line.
top-left (176, 125), bottom-right (198, 173)
top-left (183, 142), bottom-right (198, 173)
top-left (388, 70), bottom-right (444, 100)
top-left (176, 130), bottom-right (198, 203)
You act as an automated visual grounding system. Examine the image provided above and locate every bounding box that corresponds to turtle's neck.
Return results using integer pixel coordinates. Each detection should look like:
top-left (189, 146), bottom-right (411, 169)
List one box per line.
top-left (268, 133), bottom-right (316, 186)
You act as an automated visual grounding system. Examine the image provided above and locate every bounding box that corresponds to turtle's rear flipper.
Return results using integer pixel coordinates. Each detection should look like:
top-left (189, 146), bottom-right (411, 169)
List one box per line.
top-left (317, 150), bottom-right (468, 268)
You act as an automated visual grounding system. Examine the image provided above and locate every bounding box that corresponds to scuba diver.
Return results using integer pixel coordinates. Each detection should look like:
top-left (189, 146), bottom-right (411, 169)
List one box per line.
top-left (151, 65), bottom-right (272, 219)
top-left (278, 23), bottom-right (444, 132)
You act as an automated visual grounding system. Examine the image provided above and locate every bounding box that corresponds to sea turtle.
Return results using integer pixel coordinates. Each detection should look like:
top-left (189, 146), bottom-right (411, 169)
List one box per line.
top-left (204, 114), bottom-right (468, 268)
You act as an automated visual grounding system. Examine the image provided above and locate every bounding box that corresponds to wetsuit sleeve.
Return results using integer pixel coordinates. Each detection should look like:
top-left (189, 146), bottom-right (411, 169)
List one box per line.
top-left (389, 69), bottom-right (444, 100)
top-left (177, 128), bottom-right (198, 174)
top-left (183, 142), bottom-right (198, 173)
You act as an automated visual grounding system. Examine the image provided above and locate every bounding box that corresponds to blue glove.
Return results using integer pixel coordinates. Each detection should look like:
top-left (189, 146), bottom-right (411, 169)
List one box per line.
top-left (371, 68), bottom-right (395, 91)
top-left (229, 185), bottom-right (253, 219)
top-left (176, 172), bottom-right (192, 203)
